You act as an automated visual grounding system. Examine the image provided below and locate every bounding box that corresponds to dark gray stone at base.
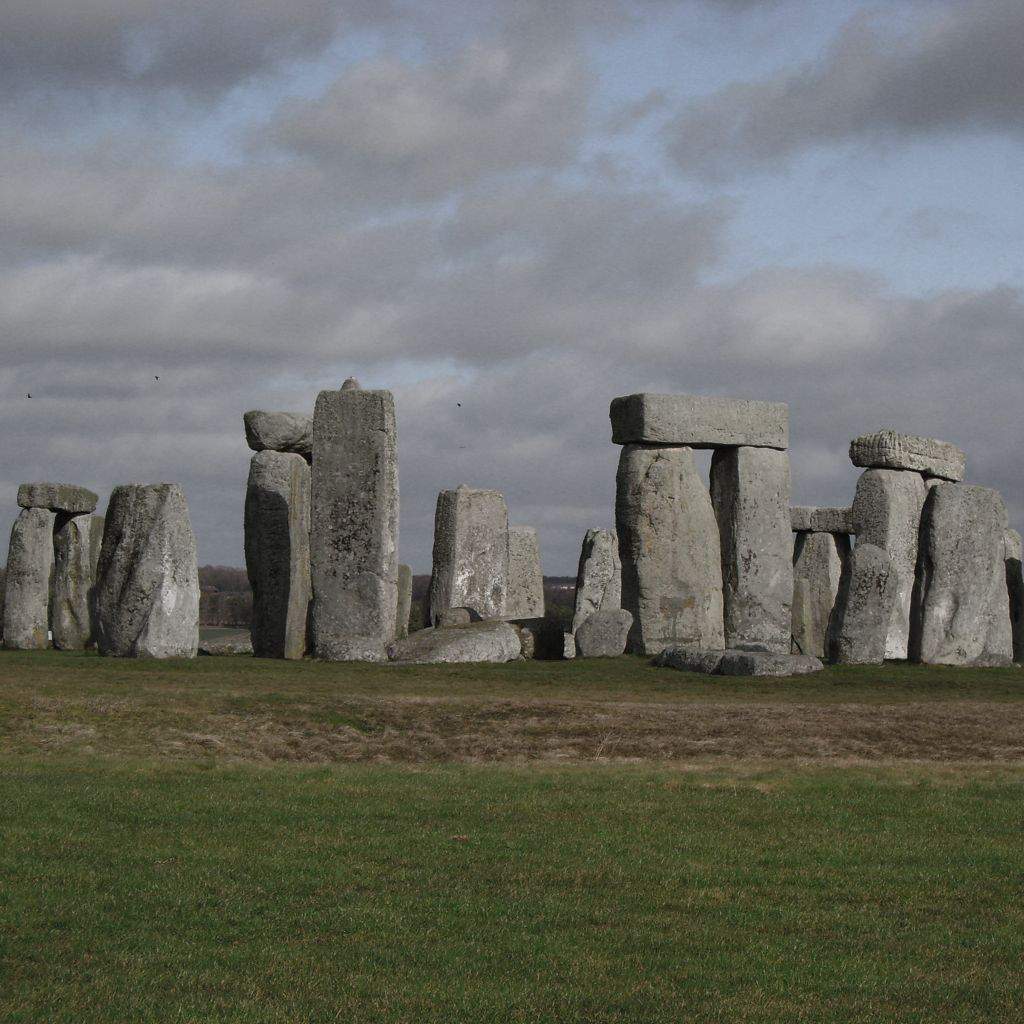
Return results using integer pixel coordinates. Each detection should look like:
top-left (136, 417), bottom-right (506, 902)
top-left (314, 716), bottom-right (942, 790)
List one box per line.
top-left (387, 620), bottom-right (521, 664)
top-left (654, 646), bottom-right (824, 676)
top-left (575, 608), bottom-right (633, 658)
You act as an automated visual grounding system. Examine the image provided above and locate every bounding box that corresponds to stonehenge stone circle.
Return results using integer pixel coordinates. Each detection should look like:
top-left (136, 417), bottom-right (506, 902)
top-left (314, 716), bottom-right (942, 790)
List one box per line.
top-left (244, 450), bottom-right (312, 660)
top-left (18, 482), bottom-right (98, 514)
top-left (94, 484), bottom-right (200, 658)
top-left (791, 530), bottom-right (849, 658)
top-left (51, 513), bottom-right (95, 650)
top-left (311, 385), bottom-right (399, 661)
top-left (849, 430), bottom-right (965, 482)
top-left (387, 619), bottom-right (521, 664)
top-left (611, 393), bottom-right (788, 449)
top-left (827, 543), bottom-right (899, 664)
top-left (427, 485), bottom-right (509, 625)
top-left (616, 444), bottom-right (724, 655)
top-left (571, 528), bottom-right (621, 633)
top-left (3, 507), bottom-right (56, 650)
top-left (575, 608), bottom-right (633, 658)
top-left (243, 411), bottom-right (313, 459)
top-left (395, 563), bottom-right (413, 640)
top-left (710, 446), bottom-right (793, 653)
top-left (912, 484), bottom-right (1013, 666)
top-left (790, 506), bottom-right (855, 535)
top-left (851, 468), bottom-right (928, 660)
top-left (1005, 530), bottom-right (1023, 664)
top-left (506, 526), bottom-right (544, 619)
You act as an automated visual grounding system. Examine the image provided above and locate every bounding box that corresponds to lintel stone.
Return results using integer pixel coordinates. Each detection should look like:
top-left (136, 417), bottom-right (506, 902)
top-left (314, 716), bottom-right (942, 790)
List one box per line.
top-left (18, 482), bottom-right (98, 514)
top-left (849, 430), bottom-right (965, 481)
top-left (790, 506), bottom-right (855, 534)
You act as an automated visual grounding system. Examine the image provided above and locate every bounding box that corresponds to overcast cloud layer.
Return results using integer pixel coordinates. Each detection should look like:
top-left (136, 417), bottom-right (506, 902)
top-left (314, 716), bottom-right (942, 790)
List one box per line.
top-left (2, 0), bottom-right (1022, 573)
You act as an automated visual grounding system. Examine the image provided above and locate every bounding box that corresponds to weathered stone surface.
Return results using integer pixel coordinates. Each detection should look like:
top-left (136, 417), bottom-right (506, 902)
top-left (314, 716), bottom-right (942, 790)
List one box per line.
top-left (395, 564), bottom-right (412, 640)
top-left (94, 484), bottom-right (199, 658)
top-left (718, 650), bottom-right (824, 677)
top-left (912, 484), bottom-right (1013, 666)
top-left (827, 543), bottom-right (898, 665)
top-left (575, 608), bottom-right (633, 658)
top-left (563, 633), bottom-right (576, 660)
top-left (506, 526), bottom-right (544, 619)
top-left (616, 444), bottom-right (725, 655)
top-left (311, 387), bottom-right (398, 661)
top-left (427, 485), bottom-right (508, 625)
top-left (571, 528), bottom-right (621, 633)
top-left (849, 430), bottom-right (965, 481)
top-left (3, 508), bottom-right (55, 649)
top-left (198, 632), bottom-right (254, 656)
top-left (436, 606), bottom-right (482, 628)
top-left (52, 513), bottom-right (95, 650)
top-left (244, 451), bottom-right (311, 660)
top-left (653, 647), bottom-right (726, 674)
top-left (1006, 529), bottom-right (1023, 664)
top-left (510, 617), bottom-right (565, 660)
top-left (611, 393), bottom-right (788, 449)
top-left (710, 446), bottom-right (793, 653)
top-left (387, 620), bottom-right (521, 664)
top-left (243, 411), bottom-right (312, 458)
top-left (851, 469), bottom-right (928, 660)
top-left (790, 507), bottom-right (855, 534)
top-left (18, 482), bottom-right (97, 514)
top-left (791, 531), bottom-right (849, 658)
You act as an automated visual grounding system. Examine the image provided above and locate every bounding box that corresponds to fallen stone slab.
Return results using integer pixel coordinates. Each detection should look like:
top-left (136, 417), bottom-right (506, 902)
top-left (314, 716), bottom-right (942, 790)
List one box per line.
top-left (505, 526), bottom-right (544, 619)
top-left (653, 647), bottom-right (726, 674)
top-left (653, 646), bottom-right (823, 676)
top-left (571, 528), bottom-right (621, 634)
top-left (198, 632), bottom-right (254, 656)
top-left (575, 608), bottom-right (633, 658)
top-left (827, 543), bottom-right (899, 665)
top-left (386, 619), bottom-right (521, 664)
top-left (395, 563), bottom-right (412, 640)
top-left (243, 410), bottom-right (313, 458)
top-left (611, 393), bottom-right (788, 449)
top-left (791, 531), bottom-right (849, 659)
top-left (3, 507), bottom-right (55, 650)
top-left (790, 507), bottom-right (855, 534)
top-left (849, 430), bottom-right (965, 481)
top-left (52, 513), bottom-right (95, 650)
top-left (18, 482), bottom-right (98, 514)
top-left (1006, 529), bottom-right (1023, 664)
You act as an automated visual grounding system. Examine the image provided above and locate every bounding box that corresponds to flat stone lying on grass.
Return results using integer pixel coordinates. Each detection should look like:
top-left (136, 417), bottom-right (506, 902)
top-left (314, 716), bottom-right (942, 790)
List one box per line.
top-left (198, 633), bottom-right (254, 656)
top-left (2, 507), bottom-right (55, 650)
top-left (790, 507), bottom-right (855, 534)
top-left (653, 646), bottom-right (823, 676)
top-left (849, 429), bottom-right (965, 481)
top-left (571, 528), bottom-right (621, 633)
top-left (243, 410), bottom-right (313, 458)
top-left (1006, 529), bottom-right (1024, 664)
top-left (17, 482), bottom-right (98, 514)
top-left (575, 609), bottom-right (633, 658)
top-left (386, 619), bottom-right (521, 664)
top-left (827, 543), bottom-right (898, 665)
top-left (505, 526), bottom-right (544, 619)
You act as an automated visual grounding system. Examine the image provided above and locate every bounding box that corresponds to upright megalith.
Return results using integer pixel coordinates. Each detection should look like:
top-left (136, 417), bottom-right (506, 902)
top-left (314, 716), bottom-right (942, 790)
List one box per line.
top-left (851, 468), bottom-right (928, 660)
top-left (94, 484), bottom-right (199, 658)
top-left (3, 508), bottom-right (56, 649)
top-left (51, 513), bottom-right (95, 650)
top-left (710, 446), bottom-right (793, 652)
top-left (911, 484), bottom-right (1013, 666)
top-left (616, 444), bottom-right (724, 655)
top-left (572, 528), bottom-right (621, 633)
top-left (310, 385), bottom-right (399, 660)
top-left (396, 563), bottom-right (412, 640)
top-left (244, 450), bottom-right (312, 659)
top-left (506, 526), bottom-right (544, 619)
top-left (427, 485), bottom-right (509, 625)
top-left (791, 530), bottom-right (849, 658)
top-left (827, 543), bottom-right (899, 664)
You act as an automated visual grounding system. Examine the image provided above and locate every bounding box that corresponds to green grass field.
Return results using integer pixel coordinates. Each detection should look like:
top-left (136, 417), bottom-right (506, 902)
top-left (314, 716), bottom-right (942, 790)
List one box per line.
top-left (2, 651), bottom-right (1023, 1022)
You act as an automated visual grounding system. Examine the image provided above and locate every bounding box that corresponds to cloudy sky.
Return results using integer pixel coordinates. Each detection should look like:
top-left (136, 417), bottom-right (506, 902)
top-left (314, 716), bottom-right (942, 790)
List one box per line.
top-left (2, 0), bottom-right (1022, 572)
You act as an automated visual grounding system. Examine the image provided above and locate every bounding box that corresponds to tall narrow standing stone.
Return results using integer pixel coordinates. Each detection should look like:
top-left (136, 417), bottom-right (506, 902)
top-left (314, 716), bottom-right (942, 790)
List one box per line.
top-left (52, 513), bottom-right (94, 650)
top-left (616, 445), bottom-right (724, 655)
top-left (827, 543), bottom-right (899, 664)
top-left (427, 486), bottom-right (509, 625)
top-left (3, 508), bottom-right (55, 650)
top-left (506, 526), bottom-right (544, 619)
top-left (791, 531), bottom-right (849, 658)
top-left (710, 446), bottom-right (793, 652)
top-left (572, 529), bottom-right (621, 633)
top-left (1005, 530), bottom-right (1024, 664)
top-left (311, 386), bottom-right (398, 660)
top-left (395, 563), bottom-right (413, 640)
top-left (244, 450), bottom-right (312, 659)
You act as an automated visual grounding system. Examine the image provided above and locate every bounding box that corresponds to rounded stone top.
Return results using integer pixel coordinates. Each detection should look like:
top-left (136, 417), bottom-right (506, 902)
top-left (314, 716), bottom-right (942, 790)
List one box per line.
top-left (341, 377), bottom-right (361, 391)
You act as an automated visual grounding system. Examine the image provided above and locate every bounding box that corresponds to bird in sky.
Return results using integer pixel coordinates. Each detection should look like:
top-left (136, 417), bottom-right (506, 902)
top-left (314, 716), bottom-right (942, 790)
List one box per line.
top-left (154, 375), bottom-right (160, 381)
top-left (25, 393), bottom-right (32, 398)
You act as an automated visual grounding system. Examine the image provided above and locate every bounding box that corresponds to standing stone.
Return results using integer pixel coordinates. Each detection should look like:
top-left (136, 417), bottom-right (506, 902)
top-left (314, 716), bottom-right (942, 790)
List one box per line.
top-left (616, 444), bottom-right (724, 655)
top-left (396, 563), bottom-right (413, 640)
top-left (52, 513), bottom-right (94, 650)
top-left (244, 450), bottom-right (312, 659)
top-left (311, 386), bottom-right (398, 661)
top-left (94, 484), bottom-right (199, 658)
top-left (791, 531), bottom-right (849, 658)
top-left (427, 485), bottom-right (509, 625)
top-left (3, 508), bottom-right (55, 650)
top-left (851, 469), bottom-right (928, 660)
top-left (912, 484), bottom-right (1013, 666)
top-left (827, 543), bottom-right (899, 664)
top-left (1005, 530), bottom-right (1024, 664)
top-left (506, 526), bottom-right (544, 619)
top-left (571, 529), bottom-right (621, 633)
top-left (710, 446), bottom-right (793, 653)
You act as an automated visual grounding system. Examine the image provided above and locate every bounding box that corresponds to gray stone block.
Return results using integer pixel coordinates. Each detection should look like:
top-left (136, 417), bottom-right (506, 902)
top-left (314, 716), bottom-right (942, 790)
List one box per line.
top-left (610, 393), bottom-right (788, 448)
top-left (18, 482), bottom-right (98, 514)
top-left (436, 606), bottom-right (482, 628)
top-left (653, 647), bottom-right (726, 674)
top-left (243, 410), bottom-right (313, 458)
top-left (1006, 529), bottom-right (1023, 664)
top-left (506, 526), bottom-right (544, 619)
top-left (244, 451), bottom-right (312, 660)
top-left (791, 531), bottom-right (849, 658)
top-left (199, 632), bottom-right (254, 656)
top-left (827, 543), bottom-right (899, 665)
top-left (616, 444), bottom-right (724, 655)
top-left (387, 619), bottom-right (521, 664)
top-left (395, 564), bottom-right (412, 640)
top-left (575, 608), bottom-right (633, 658)
top-left (311, 387), bottom-right (399, 661)
top-left (790, 507), bottom-right (855, 534)
top-left (94, 484), bottom-right (199, 658)
top-left (52, 513), bottom-right (95, 650)
top-left (3, 507), bottom-right (55, 650)
top-left (849, 430), bottom-right (965, 481)
top-left (571, 528), bottom-right (621, 634)
top-left (711, 446), bottom-right (793, 653)
top-left (718, 650), bottom-right (824, 677)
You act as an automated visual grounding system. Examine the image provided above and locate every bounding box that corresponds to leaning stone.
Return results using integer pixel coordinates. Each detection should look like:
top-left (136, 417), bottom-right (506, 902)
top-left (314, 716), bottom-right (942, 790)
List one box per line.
top-left (244, 451), bottom-right (312, 659)
top-left (427, 485), bottom-right (508, 625)
top-left (505, 526), bottom-right (544, 619)
top-left (791, 531), bottom-right (849, 658)
top-left (790, 507), bottom-right (855, 534)
top-left (710, 446), bottom-right (793, 653)
top-left (395, 564), bottom-right (412, 640)
top-left (387, 620), bottom-right (521, 664)
top-left (243, 410), bottom-right (313, 458)
top-left (52, 513), bottom-right (95, 650)
top-left (912, 484), bottom-right (1013, 666)
top-left (18, 482), bottom-right (98, 514)
top-left (94, 484), bottom-right (200, 658)
top-left (653, 647), bottom-right (726, 674)
top-left (574, 608), bottom-right (633, 658)
top-left (849, 430), bottom-right (965, 481)
top-left (611, 393), bottom-right (788, 449)
top-left (311, 387), bottom-right (399, 661)
top-left (616, 444), bottom-right (724, 655)
top-left (571, 528), bottom-right (621, 633)
top-left (1006, 529), bottom-right (1023, 664)
top-left (198, 632), bottom-right (254, 656)
top-left (851, 469), bottom-right (928, 660)
top-left (3, 508), bottom-right (55, 649)
top-left (718, 650), bottom-right (824, 677)
top-left (827, 543), bottom-right (899, 665)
